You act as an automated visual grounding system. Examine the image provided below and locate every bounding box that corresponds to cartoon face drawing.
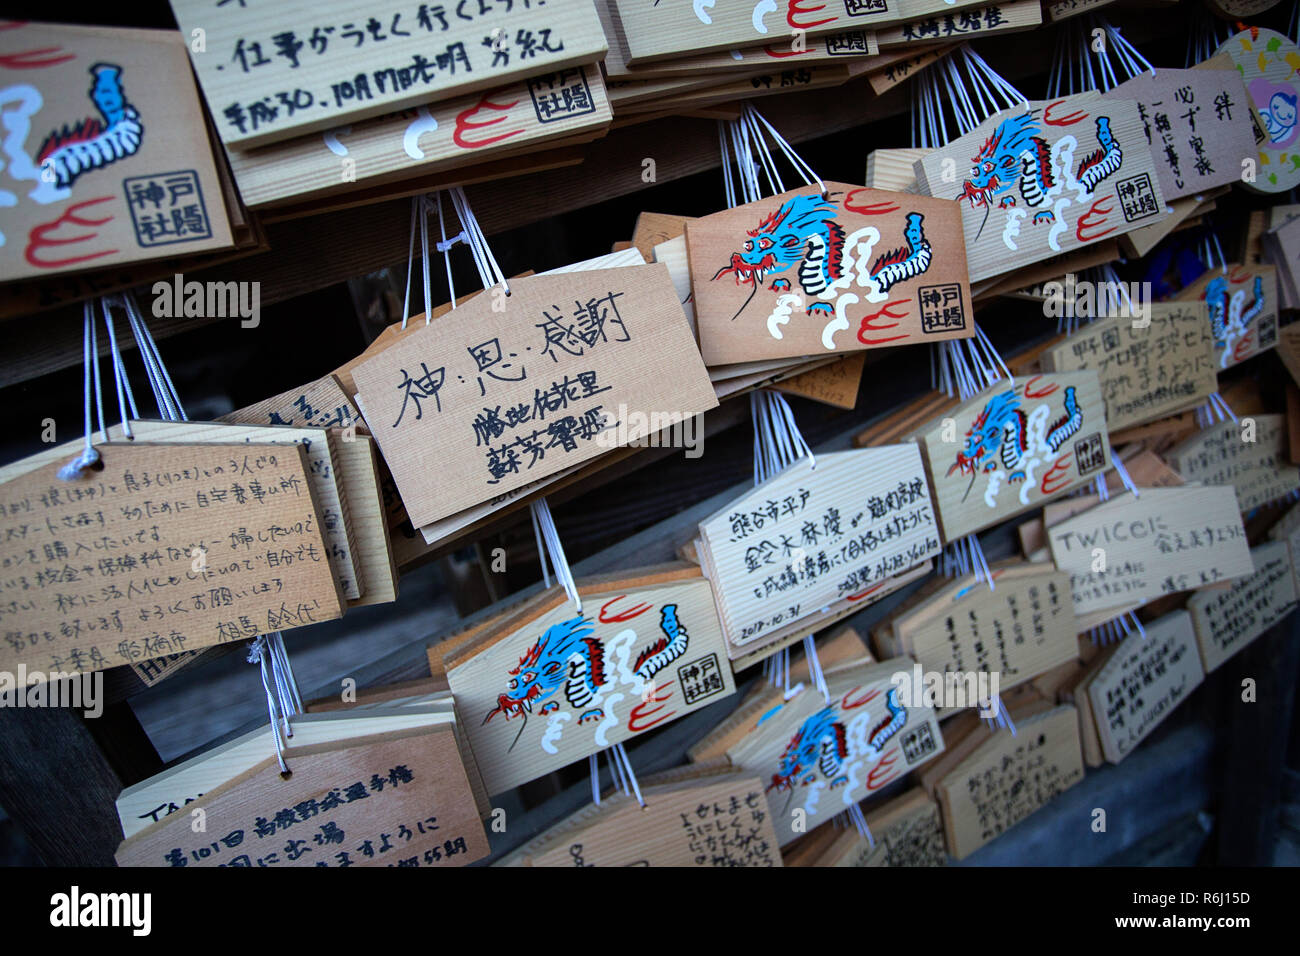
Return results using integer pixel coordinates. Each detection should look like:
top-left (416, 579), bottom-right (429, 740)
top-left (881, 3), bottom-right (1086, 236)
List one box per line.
top-left (1262, 90), bottom-right (1298, 146)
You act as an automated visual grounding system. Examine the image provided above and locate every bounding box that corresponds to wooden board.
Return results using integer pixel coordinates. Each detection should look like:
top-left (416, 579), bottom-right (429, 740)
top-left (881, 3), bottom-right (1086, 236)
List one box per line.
top-left (226, 66), bottom-right (611, 207)
top-left (116, 725), bottom-right (487, 866)
top-left (1040, 302), bottom-right (1219, 432)
top-left (1166, 413), bottom-right (1300, 512)
top-left (352, 264), bottom-right (717, 528)
top-left (1104, 68), bottom-right (1258, 203)
top-left (445, 565), bottom-right (737, 795)
top-left (865, 147), bottom-right (929, 192)
top-left (914, 95), bottom-right (1167, 284)
top-left (865, 45), bottom-right (953, 95)
top-left (169, 0), bottom-right (608, 148)
top-left (915, 372), bottom-right (1111, 542)
top-left (1046, 486), bottom-right (1255, 618)
top-left (875, 0), bottom-right (1042, 48)
top-left (772, 353), bottom-right (865, 408)
top-left (0, 442), bottom-right (344, 675)
top-left (1214, 28), bottom-right (1300, 193)
top-left (1267, 500), bottom-right (1300, 597)
top-left (697, 447), bottom-right (941, 654)
top-left (1088, 609), bottom-right (1204, 764)
top-left (726, 659), bottom-right (946, 845)
top-left (687, 182), bottom-right (974, 365)
top-left (934, 704), bottom-right (1084, 859)
top-left (1173, 264), bottom-right (1279, 370)
top-left (0, 23), bottom-right (234, 282)
top-left (1188, 541), bottom-right (1298, 673)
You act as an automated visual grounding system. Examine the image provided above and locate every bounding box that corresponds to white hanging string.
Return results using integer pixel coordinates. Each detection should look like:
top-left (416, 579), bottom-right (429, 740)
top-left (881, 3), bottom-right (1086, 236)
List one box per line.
top-left (57, 303), bottom-right (103, 481)
top-left (743, 103), bottom-right (823, 196)
top-left (100, 300), bottom-right (136, 437)
top-left (530, 498), bottom-right (581, 613)
top-left (247, 635), bottom-right (299, 773)
top-left (802, 634), bottom-right (829, 701)
top-left (450, 185), bottom-right (509, 295)
top-left (612, 743), bottom-right (645, 807)
top-left (400, 198), bottom-right (418, 325)
top-left (843, 803), bottom-right (875, 846)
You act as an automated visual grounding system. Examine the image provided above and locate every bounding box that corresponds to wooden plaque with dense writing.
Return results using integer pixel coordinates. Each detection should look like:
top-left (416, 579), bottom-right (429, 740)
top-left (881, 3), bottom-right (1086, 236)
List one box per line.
top-left (1166, 413), bottom-right (1300, 512)
top-left (1188, 541), bottom-right (1298, 673)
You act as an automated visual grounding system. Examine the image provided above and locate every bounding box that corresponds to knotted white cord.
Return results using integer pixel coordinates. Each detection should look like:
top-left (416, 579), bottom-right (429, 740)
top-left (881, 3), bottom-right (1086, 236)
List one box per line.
top-left (530, 498), bottom-right (581, 613)
top-left (57, 303), bottom-right (102, 481)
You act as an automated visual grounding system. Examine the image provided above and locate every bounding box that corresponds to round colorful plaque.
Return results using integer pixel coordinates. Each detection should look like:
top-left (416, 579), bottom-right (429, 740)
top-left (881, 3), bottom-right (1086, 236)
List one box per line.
top-left (1216, 27), bottom-right (1300, 193)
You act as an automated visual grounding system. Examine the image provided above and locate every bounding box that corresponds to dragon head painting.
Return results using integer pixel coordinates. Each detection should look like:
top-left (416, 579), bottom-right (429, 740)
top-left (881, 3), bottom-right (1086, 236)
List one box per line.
top-left (767, 706), bottom-right (848, 793)
top-left (948, 389), bottom-right (1026, 478)
top-left (483, 615), bottom-right (601, 724)
top-left (958, 111), bottom-right (1050, 211)
top-left (712, 193), bottom-right (845, 294)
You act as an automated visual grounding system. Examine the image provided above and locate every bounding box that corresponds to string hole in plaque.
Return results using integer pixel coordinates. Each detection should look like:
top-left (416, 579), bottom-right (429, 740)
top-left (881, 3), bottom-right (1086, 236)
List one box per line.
top-left (279, 769), bottom-right (293, 781)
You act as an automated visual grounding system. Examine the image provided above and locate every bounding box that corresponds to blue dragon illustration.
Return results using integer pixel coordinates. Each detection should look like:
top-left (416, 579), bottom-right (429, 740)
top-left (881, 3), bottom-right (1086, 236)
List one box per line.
top-left (766, 688), bottom-right (908, 793)
top-left (37, 63), bottom-right (144, 189)
top-left (712, 193), bottom-right (932, 320)
top-left (1204, 274), bottom-right (1265, 351)
top-left (958, 112), bottom-right (1122, 234)
top-left (484, 604), bottom-right (691, 749)
top-left (947, 386), bottom-right (1083, 483)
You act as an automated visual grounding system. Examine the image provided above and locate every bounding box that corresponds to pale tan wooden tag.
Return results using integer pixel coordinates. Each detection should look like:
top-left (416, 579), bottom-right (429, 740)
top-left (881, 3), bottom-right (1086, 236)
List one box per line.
top-left (1087, 609), bottom-right (1203, 765)
top-left (1267, 500), bottom-right (1300, 597)
top-left (877, 563), bottom-right (1078, 702)
top-left (1039, 302), bottom-right (1219, 432)
top-left (1213, 28), bottom-right (1300, 193)
top-left (875, 0), bottom-right (1042, 49)
top-left (1188, 541), bottom-right (1298, 673)
top-left (934, 704), bottom-right (1084, 859)
top-left (787, 785), bottom-right (946, 866)
top-left (864, 46), bottom-right (954, 95)
top-left (1172, 263), bottom-right (1280, 370)
top-left (697, 447), bottom-right (941, 655)
top-left (914, 95), bottom-right (1166, 283)
top-left (169, 0), bottom-right (608, 148)
top-left (725, 658), bottom-right (945, 845)
top-left (1046, 0), bottom-right (1117, 21)
top-left (1167, 413), bottom-right (1300, 511)
top-left (352, 265), bottom-right (716, 528)
top-left (686, 183), bottom-right (974, 365)
top-left (0, 24), bottom-right (234, 283)
top-left (915, 372), bottom-right (1111, 543)
top-left (445, 565), bottom-right (737, 795)
top-left (116, 725), bottom-right (488, 867)
top-left (0, 442), bottom-right (343, 675)
top-left (772, 353), bottom-right (866, 409)
top-left (1046, 486), bottom-right (1255, 618)
top-left (1103, 68), bottom-right (1258, 203)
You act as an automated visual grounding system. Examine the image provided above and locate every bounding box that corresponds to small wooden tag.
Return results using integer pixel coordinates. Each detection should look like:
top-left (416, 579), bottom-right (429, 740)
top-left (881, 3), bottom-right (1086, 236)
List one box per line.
top-left (1173, 264), bottom-right (1279, 370)
top-left (1188, 541), bottom-right (1298, 673)
top-left (1166, 413), bottom-right (1300, 511)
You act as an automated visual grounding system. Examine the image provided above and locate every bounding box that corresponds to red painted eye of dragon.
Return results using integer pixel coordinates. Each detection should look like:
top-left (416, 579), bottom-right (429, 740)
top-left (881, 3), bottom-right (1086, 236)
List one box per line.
top-left (757, 237), bottom-right (774, 250)
top-left (983, 161), bottom-right (994, 174)
top-left (744, 239), bottom-right (754, 251)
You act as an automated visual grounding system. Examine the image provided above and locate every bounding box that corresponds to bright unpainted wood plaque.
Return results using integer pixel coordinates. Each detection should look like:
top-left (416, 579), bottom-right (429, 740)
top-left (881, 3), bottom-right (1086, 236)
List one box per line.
top-left (1104, 68), bottom-right (1258, 202)
top-left (227, 66), bottom-right (611, 207)
top-left (727, 659), bottom-right (945, 845)
top-left (934, 704), bottom-right (1084, 859)
top-left (1214, 28), bottom-right (1300, 193)
top-left (1046, 486), bottom-right (1254, 618)
top-left (698, 447), bottom-right (941, 653)
top-left (0, 23), bottom-right (234, 283)
top-left (117, 726), bottom-right (488, 867)
top-left (0, 442), bottom-right (343, 675)
top-left (1039, 302), bottom-right (1218, 432)
top-left (1166, 413), bottom-right (1300, 512)
top-left (875, 0), bottom-right (1041, 48)
top-left (1188, 541), bottom-right (1298, 673)
top-left (914, 95), bottom-right (1166, 283)
top-left (916, 372), bottom-right (1110, 542)
top-left (1087, 609), bottom-right (1203, 764)
top-left (445, 567), bottom-right (736, 795)
top-left (352, 265), bottom-right (717, 528)
top-left (686, 183), bottom-right (973, 365)
top-left (1173, 264), bottom-right (1279, 370)
top-left (169, 0), bottom-right (608, 148)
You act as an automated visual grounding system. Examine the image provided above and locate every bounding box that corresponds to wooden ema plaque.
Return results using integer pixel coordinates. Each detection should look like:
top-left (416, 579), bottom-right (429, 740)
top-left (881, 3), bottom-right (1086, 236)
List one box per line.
top-left (352, 265), bottom-right (717, 528)
top-left (0, 442), bottom-right (343, 675)
top-left (934, 704), bottom-right (1084, 859)
top-left (686, 183), bottom-right (974, 366)
top-left (1103, 68), bottom-right (1258, 203)
top-left (1166, 413), bottom-right (1300, 512)
top-left (117, 725), bottom-right (488, 867)
top-left (697, 448), bottom-right (941, 656)
top-left (168, 0), bottom-right (608, 148)
top-left (726, 659), bottom-right (945, 845)
top-left (1214, 28), bottom-right (1300, 193)
top-left (1087, 609), bottom-right (1204, 764)
top-left (915, 372), bottom-right (1111, 543)
top-left (914, 95), bottom-right (1166, 284)
top-left (786, 786), bottom-right (946, 866)
top-left (444, 566), bottom-right (737, 795)
top-left (1040, 303), bottom-right (1218, 433)
top-left (1188, 541), bottom-right (1298, 673)
top-left (1046, 486), bottom-right (1255, 618)
top-left (1172, 264), bottom-right (1279, 370)
top-left (877, 563), bottom-right (1078, 699)
top-left (1267, 500), bottom-right (1300, 597)
top-left (0, 23), bottom-right (234, 283)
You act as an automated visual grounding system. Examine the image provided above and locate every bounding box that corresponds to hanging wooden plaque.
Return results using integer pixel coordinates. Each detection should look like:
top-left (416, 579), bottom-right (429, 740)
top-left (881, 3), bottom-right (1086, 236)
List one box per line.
top-left (444, 565), bottom-right (737, 795)
top-left (1188, 541), bottom-right (1298, 673)
top-left (116, 725), bottom-right (488, 867)
top-left (686, 183), bottom-right (974, 365)
top-left (697, 447), bottom-right (941, 655)
top-left (914, 95), bottom-right (1166, 283)
top-left (1214, 28), bottom-right (1300, 193)
top-left (0, 442), bottom-right (343, 676)
top-left (1046, 486), bottom-right (1254, 618)
top-left (352, 265), bottom-right (717, 528)
top-left (1267, 500), bottom-right (1300, 596)
top-left (1039, 302), bottom-right (1219, 432)
top-left (168, 0), bottom-right (608, 148)
top-left (914, 372), bottom-right (1111, 542)
top-left (875, 0), bottom-right (1042, 48)
top-left (1166, 413), bottom-right (1300, 511)
top-left (1087, 609), bottom-right (1203, 764)
top-left (1172, 264), bottom-right (1279, 370)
